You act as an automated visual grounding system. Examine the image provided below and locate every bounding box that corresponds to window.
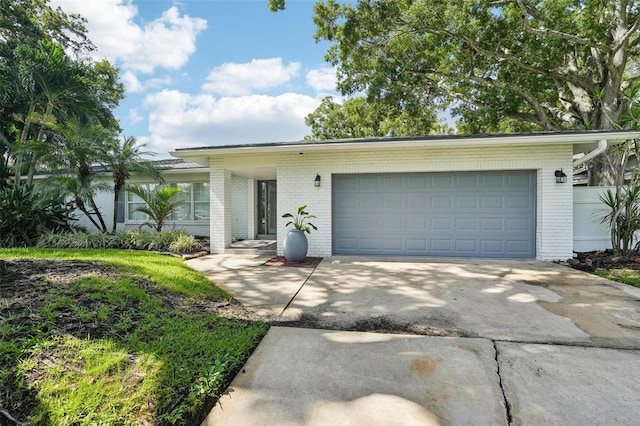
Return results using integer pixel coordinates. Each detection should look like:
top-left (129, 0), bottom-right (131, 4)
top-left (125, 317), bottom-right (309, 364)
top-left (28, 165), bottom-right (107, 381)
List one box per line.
top-left (193, 182), bottom-right (210, 220)
top-left (127, 183), bottom-right (157, 221)
top-left (126, 182), bottom-right (209, 222)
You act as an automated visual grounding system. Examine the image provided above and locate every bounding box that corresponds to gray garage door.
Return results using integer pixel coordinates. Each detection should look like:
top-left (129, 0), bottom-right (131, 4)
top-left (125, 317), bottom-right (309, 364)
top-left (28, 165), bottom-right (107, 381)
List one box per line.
top-left (332, 171), bottom-right (536, 258)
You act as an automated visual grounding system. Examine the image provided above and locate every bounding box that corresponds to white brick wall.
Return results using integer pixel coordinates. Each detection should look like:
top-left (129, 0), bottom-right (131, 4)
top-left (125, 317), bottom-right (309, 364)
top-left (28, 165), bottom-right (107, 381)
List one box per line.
top-left (210, 159), bottom-right (233, 253)
top-left (231, 175), bottom-right (249, 240)
top-left (275, 144), bottom-right (574, 261)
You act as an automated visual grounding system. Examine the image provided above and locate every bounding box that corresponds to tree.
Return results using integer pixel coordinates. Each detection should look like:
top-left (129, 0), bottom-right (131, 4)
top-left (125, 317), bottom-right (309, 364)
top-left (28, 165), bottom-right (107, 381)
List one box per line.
top-left (0, 0), bottom-right (123, 187)
top-left (51, 120), bottom-right (114, 232)
top-left (272, 0), bottom-right (640, 184)
top-left (104, 136), bottom-right (162, 233)
top-left (126, 185), bottom-right (184, 232)
top-left (305, 96), bottom-right (443, 139)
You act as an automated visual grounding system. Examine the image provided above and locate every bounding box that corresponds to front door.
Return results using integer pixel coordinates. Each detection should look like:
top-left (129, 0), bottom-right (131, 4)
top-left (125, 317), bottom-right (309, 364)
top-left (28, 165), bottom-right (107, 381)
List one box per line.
top-left (257, 180), bottom-right (277, 235)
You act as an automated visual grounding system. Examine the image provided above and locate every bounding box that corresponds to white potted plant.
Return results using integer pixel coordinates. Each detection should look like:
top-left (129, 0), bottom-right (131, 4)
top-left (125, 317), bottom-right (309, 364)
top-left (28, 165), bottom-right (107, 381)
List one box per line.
top-left (282, 205), bottom-right (317, 263)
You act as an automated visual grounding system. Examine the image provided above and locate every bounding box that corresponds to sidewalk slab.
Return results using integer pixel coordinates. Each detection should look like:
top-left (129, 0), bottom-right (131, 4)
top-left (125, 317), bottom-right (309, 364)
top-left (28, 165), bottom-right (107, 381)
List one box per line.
top-left (497, 342), bottom-right (640, 425)
top-left (202, 327), bottom-right (507, 426)
top-left (186, 254), bottom-right (313, 314)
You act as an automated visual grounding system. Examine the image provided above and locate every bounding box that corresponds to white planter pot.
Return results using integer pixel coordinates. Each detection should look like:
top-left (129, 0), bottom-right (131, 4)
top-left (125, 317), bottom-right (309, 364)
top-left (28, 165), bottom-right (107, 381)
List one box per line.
top-left (283, 229), bottom-right (308, 263)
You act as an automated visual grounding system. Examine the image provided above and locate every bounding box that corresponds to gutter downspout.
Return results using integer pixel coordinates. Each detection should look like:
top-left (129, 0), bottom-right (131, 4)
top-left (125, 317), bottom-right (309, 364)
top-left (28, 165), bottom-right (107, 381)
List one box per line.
top-left (573, 139), bottom-right (608, 167)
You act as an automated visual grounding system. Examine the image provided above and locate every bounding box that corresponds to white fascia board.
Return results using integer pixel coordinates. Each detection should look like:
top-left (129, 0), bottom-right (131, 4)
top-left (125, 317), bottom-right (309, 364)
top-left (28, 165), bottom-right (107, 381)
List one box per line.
top-left (171, 131), bottom-right (640, 159)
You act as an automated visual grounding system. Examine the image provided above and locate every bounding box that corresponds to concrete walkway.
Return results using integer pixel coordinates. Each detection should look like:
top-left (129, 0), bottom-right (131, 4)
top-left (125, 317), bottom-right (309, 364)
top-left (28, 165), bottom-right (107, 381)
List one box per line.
top-left (187, 255), bottom-right (640, 425)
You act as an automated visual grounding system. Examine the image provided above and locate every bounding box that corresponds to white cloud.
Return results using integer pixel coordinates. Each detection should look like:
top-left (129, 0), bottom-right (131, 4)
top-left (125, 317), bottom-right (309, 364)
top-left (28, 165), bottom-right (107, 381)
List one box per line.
top-left (128, 108), bottom-right (144, 123)
top-left (201, 58), bottom-right (301, 96)
top-left (141, 90), bottom-right (321, 154)
top-left (306, 67), bottom-right (337, 92)
top-left (121, 71), bottom-right (173, 93)
top-left (51, 0), bottom-right (207, 73)
top-left (121, 71), bottom-right (143, 93)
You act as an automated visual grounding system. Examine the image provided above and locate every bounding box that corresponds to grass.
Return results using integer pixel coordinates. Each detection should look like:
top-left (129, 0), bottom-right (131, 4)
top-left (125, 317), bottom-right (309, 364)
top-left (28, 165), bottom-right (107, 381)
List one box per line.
top-left (0, 248), bottom-right (222, 297)
top-left (0, 249), bottom-right (267, 425)
top-left (595, 269), bottom-right (640, 288)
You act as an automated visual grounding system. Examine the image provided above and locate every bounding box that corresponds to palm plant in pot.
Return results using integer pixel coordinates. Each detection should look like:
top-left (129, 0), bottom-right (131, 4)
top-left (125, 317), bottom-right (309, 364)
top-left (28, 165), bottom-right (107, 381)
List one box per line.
top-left (282, 205), bottom-right (317, 263)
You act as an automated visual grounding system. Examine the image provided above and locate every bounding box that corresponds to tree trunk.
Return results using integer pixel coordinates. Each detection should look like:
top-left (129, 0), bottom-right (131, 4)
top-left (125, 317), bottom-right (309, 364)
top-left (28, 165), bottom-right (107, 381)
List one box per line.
top-left (112, 186), bottom-right (121, 233)
top-left (76, 197), bottom-right (102, 231)
top-left (588, 154), bottom-right (616, 186)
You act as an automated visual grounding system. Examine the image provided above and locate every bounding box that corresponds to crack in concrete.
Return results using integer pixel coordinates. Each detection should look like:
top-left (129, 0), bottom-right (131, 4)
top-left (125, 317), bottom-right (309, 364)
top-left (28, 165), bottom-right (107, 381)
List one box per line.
top-left (493, 340), bottom-right (513, 425)
top-left (278, 263), bottom-right (319, 316)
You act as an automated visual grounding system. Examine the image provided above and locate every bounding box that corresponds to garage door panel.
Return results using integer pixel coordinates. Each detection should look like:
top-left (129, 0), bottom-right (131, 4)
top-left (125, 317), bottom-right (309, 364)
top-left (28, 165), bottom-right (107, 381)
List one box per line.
top-left (431, 175), bottom-right (453, 188)
top-left (455, 240), bottom-right (478, 252)
top-left (382, 193), bottom-right (404, 208)
top-left (383, 176), bottom-right (404, 189)
top-left (407, 195), bottom-right (429, 209)
top-left (407, 239), bottom-right (427, 251)
top-left (507, 195), bottom-right (532, 209)
top-left (357, 238), bottom-right (381, 250)
top-left (456, 174), bottom-right (480, 188)
top-left (456, 196), bottom-right (478, 209)
top-left (506, 218), bottom-right (532, 231)
top-left (382, 238), bottom-right (404, 250)
top-left (382, 216), bottom-right (405, 231)
top-left (358, 177), bottom-right (380, 191)
top-left (333, 171), bottom-right (536, 258)
top-left (407, 217), bottom-right (428, 230)
top-left (431, 217), bottom-right (453, 230)
top-left (482, 196), bottom-right (505, 209)
top-left (334, 217), bottom-right (359, 231)
top-left (481, 218), bottom-right (504, 231)
top-left (432, 196), bottom-right (453, 209)
top-left (507, 240), bottom-right (531, 254)
top-left (507, 173), bottom-right (534, 187)
top-left (359, 195), bottom-right (380, 209)
top-left (334, 195), bottom-right (357, 209)
top-left (455, 218), bottom-right (478, 231)
top-left (407, 176), bottom-right (428, 189)
top-left (481, 174), bottom-right (506, 188)
top-left (481, 241), bottom-right (504, 253)
top-left (358, 217), bottom-right (379, 230)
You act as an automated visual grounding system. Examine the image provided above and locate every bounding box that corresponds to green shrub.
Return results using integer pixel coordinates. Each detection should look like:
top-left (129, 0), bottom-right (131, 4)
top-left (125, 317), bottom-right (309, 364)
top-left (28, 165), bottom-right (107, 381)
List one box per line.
top-left (36, 230), bottom-right (202, 253)
top-left (169, 233), bottom-right (198, 253)
top-left (0, 185), bottom-right (75, 247)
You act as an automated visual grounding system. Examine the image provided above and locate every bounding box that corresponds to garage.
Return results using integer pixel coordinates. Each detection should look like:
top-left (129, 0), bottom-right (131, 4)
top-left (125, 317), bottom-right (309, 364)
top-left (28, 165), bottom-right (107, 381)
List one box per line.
top-left (332, 171), bottom-right (536, 258)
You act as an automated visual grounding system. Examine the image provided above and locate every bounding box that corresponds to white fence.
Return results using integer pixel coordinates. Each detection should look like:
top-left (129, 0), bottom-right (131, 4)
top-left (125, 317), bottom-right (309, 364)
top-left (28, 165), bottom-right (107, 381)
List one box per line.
top-left (573, 186), bottom-right (613, 253)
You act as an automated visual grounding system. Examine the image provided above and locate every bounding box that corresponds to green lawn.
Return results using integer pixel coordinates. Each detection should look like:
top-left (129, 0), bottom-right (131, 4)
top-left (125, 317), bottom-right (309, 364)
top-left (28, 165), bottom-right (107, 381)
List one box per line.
top-left (595, 268), bottom-right (640, 288)
top-left (0, 249), bottom-right (267, 425)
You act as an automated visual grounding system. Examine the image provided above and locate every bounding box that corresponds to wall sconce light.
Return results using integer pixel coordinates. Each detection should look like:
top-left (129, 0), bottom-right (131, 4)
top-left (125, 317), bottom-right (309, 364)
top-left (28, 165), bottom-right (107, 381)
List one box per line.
top-left (554, 169), bottom-right (567, 183)
top-left (314, 174), bottom-right (321, 187)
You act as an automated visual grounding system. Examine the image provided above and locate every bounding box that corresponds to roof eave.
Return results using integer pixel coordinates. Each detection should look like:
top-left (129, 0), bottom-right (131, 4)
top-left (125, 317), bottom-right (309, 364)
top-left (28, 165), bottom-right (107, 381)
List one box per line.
top-left (171, 131), bottom-right (640, 159)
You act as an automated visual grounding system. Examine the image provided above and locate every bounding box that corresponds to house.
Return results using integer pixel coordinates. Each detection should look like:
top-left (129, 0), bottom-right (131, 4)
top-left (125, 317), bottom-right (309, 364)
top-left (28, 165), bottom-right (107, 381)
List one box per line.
top-left (171, 130), bottom-right (640, 261)
top-left (55, 159), bottom-right (211, 236)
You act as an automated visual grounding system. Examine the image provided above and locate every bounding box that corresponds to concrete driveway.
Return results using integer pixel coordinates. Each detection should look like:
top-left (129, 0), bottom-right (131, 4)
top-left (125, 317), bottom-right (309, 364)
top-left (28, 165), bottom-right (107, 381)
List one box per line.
top-left (187, 255), bottom-right (640, 425)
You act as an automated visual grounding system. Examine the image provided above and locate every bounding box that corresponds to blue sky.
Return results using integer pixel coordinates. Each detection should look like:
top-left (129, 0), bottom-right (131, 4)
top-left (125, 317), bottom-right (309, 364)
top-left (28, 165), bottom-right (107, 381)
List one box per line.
top-left (51, 0), bottom-right (340, 158)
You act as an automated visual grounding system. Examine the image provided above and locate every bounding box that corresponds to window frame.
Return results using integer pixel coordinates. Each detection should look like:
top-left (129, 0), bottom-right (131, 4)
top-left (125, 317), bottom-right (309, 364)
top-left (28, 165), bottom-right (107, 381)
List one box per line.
top-left (125, 181), bottom-right (210, 223)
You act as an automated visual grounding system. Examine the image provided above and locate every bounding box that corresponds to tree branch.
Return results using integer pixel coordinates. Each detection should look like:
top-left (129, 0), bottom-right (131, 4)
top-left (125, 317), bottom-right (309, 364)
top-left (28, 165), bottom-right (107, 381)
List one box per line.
top-left (612, 4), bottom-right (640, 52)
top-left (455, 33), bottom-right (596, 92)
top-left (412, 67), bottom-right (557, 129)
top-left (515, 0), bottom-right (612, 52)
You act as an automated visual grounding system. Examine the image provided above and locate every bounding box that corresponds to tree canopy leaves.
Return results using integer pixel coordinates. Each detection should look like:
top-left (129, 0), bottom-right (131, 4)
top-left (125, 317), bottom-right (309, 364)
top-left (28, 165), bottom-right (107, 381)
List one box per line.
top-left (309, 0), bottom-right (640, 133)
top-left (273, 0), bottom-right (640, 183)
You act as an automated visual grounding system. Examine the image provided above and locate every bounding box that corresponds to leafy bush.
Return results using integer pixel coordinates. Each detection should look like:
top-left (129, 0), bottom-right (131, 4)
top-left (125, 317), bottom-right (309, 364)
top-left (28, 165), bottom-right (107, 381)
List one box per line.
top-left (169, 233), bottom-right (198, 253)
top-left (599, 182), bottom-right (640, 254)
top-left (0, 185), bottom-right (75, 247)
top-left (36, 230), bottom-right (203, 253)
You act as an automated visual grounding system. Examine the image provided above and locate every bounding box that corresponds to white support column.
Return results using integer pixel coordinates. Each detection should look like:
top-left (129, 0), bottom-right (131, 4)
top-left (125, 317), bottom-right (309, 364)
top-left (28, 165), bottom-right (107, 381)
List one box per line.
top-left (247, 178), bottom-right (255, 239)
top-left (210, 159), bottom-right (232, 253)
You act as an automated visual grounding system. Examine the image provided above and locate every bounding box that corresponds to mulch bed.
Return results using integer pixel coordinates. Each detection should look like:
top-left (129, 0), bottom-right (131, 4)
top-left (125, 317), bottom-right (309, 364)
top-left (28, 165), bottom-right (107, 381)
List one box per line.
top-left (263, 256), bottom-right (323, 268)
top-left (571, 250), bottom-right (640, 272)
